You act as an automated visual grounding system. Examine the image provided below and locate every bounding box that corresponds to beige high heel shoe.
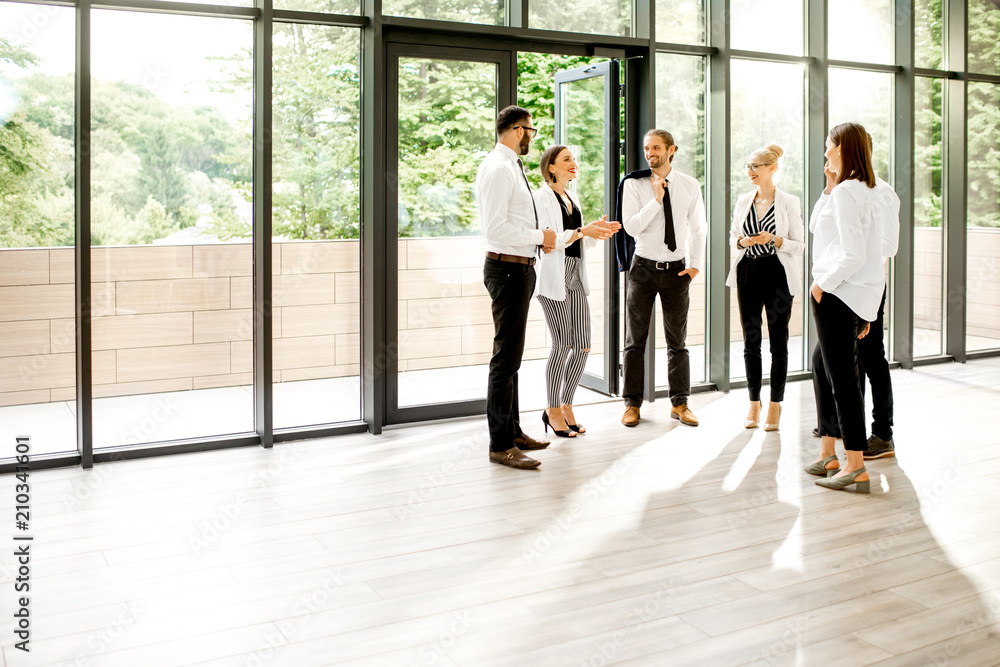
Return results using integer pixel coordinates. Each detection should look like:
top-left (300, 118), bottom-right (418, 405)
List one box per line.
top-left (763, 403), bottom-right (781, 432)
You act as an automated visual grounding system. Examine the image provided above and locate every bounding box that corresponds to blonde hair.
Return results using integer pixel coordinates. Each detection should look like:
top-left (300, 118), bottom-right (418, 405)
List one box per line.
top-left (750, 143), bottom-right (783, 169)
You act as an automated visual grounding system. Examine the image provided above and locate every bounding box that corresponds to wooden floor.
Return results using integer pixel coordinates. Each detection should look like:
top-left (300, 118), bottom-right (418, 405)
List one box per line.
top-left (3, 358), bottom-right (1000, 666)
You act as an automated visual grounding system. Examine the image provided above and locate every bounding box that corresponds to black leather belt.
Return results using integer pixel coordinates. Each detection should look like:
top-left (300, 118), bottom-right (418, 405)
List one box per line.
top-left (486, 252), bottom-right (535, 266)
top-left (633, 256), bottom-right (685, 271)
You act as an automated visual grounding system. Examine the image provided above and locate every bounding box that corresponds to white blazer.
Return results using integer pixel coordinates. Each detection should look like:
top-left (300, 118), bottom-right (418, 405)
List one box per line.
top-left (533, 183), bottom-right (597, 300)
top-left (725, 187), bottom-right (805, 296)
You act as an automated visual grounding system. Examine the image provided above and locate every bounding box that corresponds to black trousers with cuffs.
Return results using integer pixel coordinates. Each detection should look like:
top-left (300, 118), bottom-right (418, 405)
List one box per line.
top-left (811, 292), bottom-right (868, 451)
top-left (622, 257), bottom-right (691, 408)
top-left (735, 254), bottom-right (793, 403)
top-left (483, 258), bottom-right (535, 453)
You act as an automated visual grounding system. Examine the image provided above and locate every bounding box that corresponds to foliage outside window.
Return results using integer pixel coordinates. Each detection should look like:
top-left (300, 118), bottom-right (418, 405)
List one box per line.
top-left (383, 0), bottom-right (503, 24)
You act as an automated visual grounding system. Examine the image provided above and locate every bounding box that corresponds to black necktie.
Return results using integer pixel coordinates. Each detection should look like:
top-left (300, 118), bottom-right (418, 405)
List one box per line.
top-left (517, 158), bottom-right (539, 230)
top-left (662, 179), bottom-right (677, 252)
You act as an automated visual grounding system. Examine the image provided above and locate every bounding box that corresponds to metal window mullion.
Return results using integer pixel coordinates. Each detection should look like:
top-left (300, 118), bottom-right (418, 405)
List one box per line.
top-left (76, 0), bottom-right (93, 469)
top-left (893, 0), bottom-right (915, 368)
top-left (253, 0), bottom-right (274, 447)
top-left (707, 0), bottom-right (730, 392)
top-left (362, 0), bottom-right (386, 433)
top-left (804, 0), bottom-right (828, 371)
top-left (944, 0), bottom-right (967, 361)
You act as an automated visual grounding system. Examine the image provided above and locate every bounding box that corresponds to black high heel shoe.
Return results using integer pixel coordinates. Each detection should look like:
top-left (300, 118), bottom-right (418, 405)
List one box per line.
top-left (542, 411), bottom-right (576, 438)
top-left (567, 422), bottom-right (586, 434)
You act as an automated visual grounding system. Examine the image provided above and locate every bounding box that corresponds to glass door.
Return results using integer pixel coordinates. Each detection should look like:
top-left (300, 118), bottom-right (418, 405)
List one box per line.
top-left (554, 61), bottom-right (622, 395)
top-left (386, 43), bottom-right (512, 423)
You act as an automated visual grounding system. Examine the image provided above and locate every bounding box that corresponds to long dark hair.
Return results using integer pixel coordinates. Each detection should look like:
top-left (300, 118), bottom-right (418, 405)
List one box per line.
top-left (540, 144), bottom-right (569, 184)
top-left (829, 122), bottom-right (876, 188)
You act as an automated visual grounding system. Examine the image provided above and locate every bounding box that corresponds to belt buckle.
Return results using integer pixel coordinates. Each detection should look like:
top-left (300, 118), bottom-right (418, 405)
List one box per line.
top-left (655, 260), bottom-right (667, 270)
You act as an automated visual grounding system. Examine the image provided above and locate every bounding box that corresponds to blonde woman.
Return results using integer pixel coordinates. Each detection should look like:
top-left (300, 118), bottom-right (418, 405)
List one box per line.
top-left (535, 145), bottom-right (619, 437)
top-left (725, 144), bottom-right (804, 431)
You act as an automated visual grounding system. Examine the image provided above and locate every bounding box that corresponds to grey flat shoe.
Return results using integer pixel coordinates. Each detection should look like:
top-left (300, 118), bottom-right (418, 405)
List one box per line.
top-left (816, 466), bottom-right (870, 493)
top-left (804, 454), bottom-right (839, 476)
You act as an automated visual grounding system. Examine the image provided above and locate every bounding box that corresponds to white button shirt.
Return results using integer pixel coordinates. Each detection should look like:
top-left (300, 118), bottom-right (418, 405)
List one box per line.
top-left (810, 180), bottom-right (886, 322)
top-left (621, 169), bottom-right (707, 272)
top-left (476, 143), bottom-right (544, 258)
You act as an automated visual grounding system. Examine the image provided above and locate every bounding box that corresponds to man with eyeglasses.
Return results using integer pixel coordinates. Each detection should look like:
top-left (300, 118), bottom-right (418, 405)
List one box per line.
top-left (618, 129), bottom-right (707, 428)
top-left (476, 105), bottom-right (556, 470)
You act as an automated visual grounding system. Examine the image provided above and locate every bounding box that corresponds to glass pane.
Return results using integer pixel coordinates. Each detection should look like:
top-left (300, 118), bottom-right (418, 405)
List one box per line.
top-left (275, 0), bottom-right (359, 13)
top-left (828, 0), bottom-right (893, 64)
top-left (729, 60), bottom-right (806, 382)
top-left (969, 0), bottom-right (1000, 76)
top-left (656, 0), bottom-right (706, 46)
top-left (558, 75), bottom-right (609, 381)
top-left (828, 68), bottom-right (892, 180)
top-left (385, 0), bottom-right (503, 24)
top-left (0, 3), bottom-right (77, 460)
top-left (966, 82), bottom-right (1000, 352)
top-left (913, 76), bottom-right (944, 357)
top-left (271, 25), bottom-right (361, 428)
top-left (396, 57), bottom-right (498, 408)
top-left (90, 11), bottom-right (254, 448)
top-left (731, 0), bottom-right (803, 56)
top-left (654, 54), bottom-right (707, 387)
top-left (914, 0), bottom-right (944, 70)
top-left (530, 0), bottom-right (630, 36)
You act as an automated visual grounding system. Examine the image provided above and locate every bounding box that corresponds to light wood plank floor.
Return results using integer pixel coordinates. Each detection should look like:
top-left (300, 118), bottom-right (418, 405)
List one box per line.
top-left (4, 358), bottom-right (1000, 666)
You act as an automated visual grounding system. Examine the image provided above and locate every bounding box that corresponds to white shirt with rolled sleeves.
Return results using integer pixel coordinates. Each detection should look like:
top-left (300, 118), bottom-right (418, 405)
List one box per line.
top-left (621, 170), bottom-right (707, 272)
top-left (476, 143), bottom-right (545, 258)
top-left (809, 180), bottom-right (885, 322)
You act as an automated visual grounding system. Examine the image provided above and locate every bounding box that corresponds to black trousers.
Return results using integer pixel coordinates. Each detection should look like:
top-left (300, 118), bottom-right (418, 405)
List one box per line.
top-left (736, 255), bottom-right (793, 402)
top-left (622, 258), bottom-right (691, 408)
top-left (811, 293), bottom-right (867, 451)
top-left (857, 288), bottom-right (893, 440)
top-left (483, 258), bottom-right (535, 453)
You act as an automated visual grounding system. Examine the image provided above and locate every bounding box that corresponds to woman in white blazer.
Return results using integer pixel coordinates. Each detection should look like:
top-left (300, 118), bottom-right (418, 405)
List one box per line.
top-left (806, 123), bottom-right (885, 494)
top-left (534, 145), bottom-right (619, 437)
top-left (725, 144), bottom-right (804, 432)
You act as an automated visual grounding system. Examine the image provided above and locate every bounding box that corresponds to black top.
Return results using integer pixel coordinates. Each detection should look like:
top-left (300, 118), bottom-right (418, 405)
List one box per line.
top-left (742, 201), bottom-right (777, 258)
top-left (555, 190), bottom-right (583, 258)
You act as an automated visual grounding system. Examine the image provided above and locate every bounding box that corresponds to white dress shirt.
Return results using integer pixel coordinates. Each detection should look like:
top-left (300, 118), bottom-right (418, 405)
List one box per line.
top-left (534, 183), bottom-right (596, 299)
top-left (476, 143), bottom-right (545, 258)
top-left (725, 187), bottom-right (805, 295)
top-left (621, 169), bottom-right (707, 272)
top-left (810, 180), bottom-right (886, 321)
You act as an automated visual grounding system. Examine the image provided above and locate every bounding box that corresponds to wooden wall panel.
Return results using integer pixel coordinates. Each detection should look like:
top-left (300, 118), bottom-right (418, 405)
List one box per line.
top-left (397, 268), bottom-right (464, 301)
top-left (0, 321), bottom-right (50, 357)
top-left (281, 303), bottom-right (359, 338)
top-left (0, 284), bottom-right (73, 322)
top-left (0, 249), bottom-right (49, 286)
top-left (92, 313), bottom-right (193, 350)
top-left (192, 244), bottom-right (255, 278)
top-left (274, 336), bottom-right (337, 370)
top-left (280, 241), bottom-right (359, 274)
top-left (405, 238), bottom-right (485, 270)
top-left (272, 273), bottom-right (337, 307)
top-left (115, 343), bottom-right (232, 383)
top-left (194, 309), bottom-right (254, 343)
top-left (92, 246), bottom-right (193, 282)
top-left (49, 248), bottom-right (74, 284)
top-left (115, 278), bottom-right (230, 314)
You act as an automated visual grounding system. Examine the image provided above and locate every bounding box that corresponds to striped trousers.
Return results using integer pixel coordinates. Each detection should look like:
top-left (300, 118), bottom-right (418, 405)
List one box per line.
top-left (537, 258), bottom-right (591, 407)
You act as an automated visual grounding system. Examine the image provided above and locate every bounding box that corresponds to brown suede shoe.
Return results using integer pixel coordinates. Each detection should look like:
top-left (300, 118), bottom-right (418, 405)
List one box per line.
top-left (671, 404), bottom-right (698, 427)
top-left (513, 432), bottom-right (550, 450)
top-left (621, 406), bottom-right (640, 427)
top-left (489, 447), bottom-right (541, 470)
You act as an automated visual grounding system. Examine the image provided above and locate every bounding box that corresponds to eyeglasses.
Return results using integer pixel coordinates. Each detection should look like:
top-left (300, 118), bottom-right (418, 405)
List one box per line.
top-left (745, 163), bottom-right (770, 172)
top-left (516, 126), bottom-right (539, 138)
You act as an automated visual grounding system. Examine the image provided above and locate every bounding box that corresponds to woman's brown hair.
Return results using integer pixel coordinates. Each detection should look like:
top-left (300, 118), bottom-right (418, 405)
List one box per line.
top-left (539, 144), bottom-right (569, 184)
top-left (829, 122), bottom-right (876, 188)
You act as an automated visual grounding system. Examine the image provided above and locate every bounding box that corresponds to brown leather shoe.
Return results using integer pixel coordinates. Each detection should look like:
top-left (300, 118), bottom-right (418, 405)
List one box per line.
top-left (513, 432), bottom-right (550, 450)
top-left (671, 404), bottom-right (698, 427)
top-left (621, 406), bottom-right (640, 427)
top-left (489, 447), bottom-right (541, 470)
